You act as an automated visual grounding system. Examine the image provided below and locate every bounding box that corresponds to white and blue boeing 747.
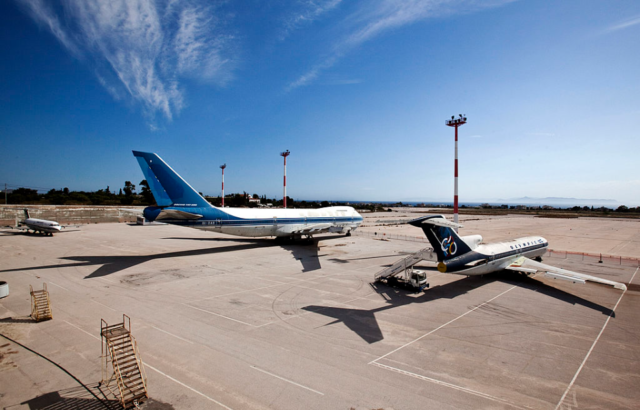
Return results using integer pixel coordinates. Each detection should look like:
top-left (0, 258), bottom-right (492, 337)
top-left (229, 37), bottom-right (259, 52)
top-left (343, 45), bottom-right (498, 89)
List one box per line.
top-left (408, 215), bottom-right (627, 291)
top-left (133, 151), bottom-right (363, 239)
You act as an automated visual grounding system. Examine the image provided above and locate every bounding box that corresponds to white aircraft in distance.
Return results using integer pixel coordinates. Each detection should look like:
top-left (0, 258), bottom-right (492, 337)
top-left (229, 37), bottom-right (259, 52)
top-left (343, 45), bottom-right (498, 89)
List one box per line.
top-left (16, 209), bottom-right (64, 235)
top-left (404, 215), bottom-right (626, 290)
top-left (133, 151), bottom-right (363, 239)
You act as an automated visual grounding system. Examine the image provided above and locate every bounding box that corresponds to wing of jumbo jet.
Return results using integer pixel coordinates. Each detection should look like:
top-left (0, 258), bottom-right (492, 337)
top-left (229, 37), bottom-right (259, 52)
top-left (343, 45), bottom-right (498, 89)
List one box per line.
top-left (155, 209), bottom-right (203, 220)
top-left (506, 256), bottom-right (627, 290)
top-left (292, 223), bottom-right (334, 234)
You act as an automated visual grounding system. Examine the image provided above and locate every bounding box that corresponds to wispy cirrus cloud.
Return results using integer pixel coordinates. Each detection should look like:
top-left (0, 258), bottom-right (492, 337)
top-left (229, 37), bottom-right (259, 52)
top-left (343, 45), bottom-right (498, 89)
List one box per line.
top-left (16, 0), bottom-right (236, 126)
top-left (287, 0), bottom-right (517, 91)
top-left (280, 0), bottom-right (343, 40)
top-left (602, 14), bottom-right (640, 34)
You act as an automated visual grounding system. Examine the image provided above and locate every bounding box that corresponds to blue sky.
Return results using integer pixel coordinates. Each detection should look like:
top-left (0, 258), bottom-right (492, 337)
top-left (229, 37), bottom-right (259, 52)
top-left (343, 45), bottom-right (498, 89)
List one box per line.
top-left (1, 0), bottom-right (639, 205)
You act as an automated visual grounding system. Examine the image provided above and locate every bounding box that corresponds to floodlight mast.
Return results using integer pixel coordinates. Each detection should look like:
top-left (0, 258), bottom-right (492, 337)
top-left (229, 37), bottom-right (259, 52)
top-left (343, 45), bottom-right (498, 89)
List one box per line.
top-left (280, 150), bottom-right (290, 208)
top-left (220, 164), bottom-right (226, 207)
top-left (445, 115), bottom-right (467, 230)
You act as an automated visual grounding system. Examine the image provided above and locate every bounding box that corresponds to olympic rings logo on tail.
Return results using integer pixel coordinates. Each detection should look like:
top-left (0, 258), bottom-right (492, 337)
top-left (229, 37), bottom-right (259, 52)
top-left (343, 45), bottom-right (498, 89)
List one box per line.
top-left (441, 235), bottom-right (457, 257)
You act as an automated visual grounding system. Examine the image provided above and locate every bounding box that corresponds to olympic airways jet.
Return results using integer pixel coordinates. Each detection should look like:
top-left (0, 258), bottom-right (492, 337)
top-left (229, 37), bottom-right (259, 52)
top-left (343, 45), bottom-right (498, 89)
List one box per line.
top-left (133, 151), bottom-right (363, 239)
top-left (408, 214), bottom-right (627, 290)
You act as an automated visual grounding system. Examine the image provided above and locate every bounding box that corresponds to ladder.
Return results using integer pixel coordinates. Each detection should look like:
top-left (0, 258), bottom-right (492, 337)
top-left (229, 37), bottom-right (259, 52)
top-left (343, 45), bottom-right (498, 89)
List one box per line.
top-left (30, 283), bottom-right (52, 322)
top-left (374, 247), bottom-right (435, 282)
top-left (101, 315), bottom-right (148, 409)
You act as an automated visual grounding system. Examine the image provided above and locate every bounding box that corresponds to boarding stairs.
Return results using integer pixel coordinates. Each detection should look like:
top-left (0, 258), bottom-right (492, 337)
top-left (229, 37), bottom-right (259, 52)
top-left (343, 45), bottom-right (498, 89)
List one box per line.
top-left (374, 247), bottom-right (435, 282)
top-left (30, 283), bottom-right (52, 322)
top-left (101, 315), bottom-right (148, 409)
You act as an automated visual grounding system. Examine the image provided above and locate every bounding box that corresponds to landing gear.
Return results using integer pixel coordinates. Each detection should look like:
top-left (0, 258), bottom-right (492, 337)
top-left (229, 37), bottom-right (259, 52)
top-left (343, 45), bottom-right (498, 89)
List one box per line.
top-left (275, 234), bottom-right (314, 244)
top-left (534, 256), bottom-right (543, 262)
top-left (345, 230), bottom-right (351, 237)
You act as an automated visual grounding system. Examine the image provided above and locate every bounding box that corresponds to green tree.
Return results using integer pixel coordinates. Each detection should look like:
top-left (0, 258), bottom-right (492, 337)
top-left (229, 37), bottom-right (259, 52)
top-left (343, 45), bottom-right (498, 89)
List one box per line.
top-left (139, 180), bottom-right (154, 204)
top-left (123, 181), bottom-right (136, 196)
top-left (121, 181), bottom-right (136, 205)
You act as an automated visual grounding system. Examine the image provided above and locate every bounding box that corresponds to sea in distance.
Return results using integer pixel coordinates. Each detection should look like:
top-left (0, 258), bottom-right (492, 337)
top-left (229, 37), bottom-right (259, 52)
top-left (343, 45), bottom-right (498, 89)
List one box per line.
top-left (310, 200), bottom-right (628, 209)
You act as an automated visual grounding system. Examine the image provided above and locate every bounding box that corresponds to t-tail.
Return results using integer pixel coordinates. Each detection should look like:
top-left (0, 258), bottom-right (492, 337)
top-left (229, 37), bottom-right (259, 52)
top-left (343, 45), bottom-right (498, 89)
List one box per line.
top-left (408, 215), bottom-right (472, 261)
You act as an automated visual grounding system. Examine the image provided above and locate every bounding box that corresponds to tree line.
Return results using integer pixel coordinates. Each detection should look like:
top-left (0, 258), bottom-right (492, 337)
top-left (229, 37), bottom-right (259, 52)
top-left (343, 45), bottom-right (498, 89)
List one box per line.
top-left (2, 182), bottom-right (388, 211)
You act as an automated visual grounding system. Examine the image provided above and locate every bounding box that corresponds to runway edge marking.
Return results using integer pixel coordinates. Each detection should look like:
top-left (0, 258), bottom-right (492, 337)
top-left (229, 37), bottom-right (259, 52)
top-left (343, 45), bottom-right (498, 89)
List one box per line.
top-left (250, 365), bottom-right (324, 396)
top-left (555, 266), bottom-right (640, 410)
top-left (367, 284), bottom-right (522, 408)
top-left (370, 361), bottom-right (531, 410)
top-left (370, 284), bottom-right (519, 364)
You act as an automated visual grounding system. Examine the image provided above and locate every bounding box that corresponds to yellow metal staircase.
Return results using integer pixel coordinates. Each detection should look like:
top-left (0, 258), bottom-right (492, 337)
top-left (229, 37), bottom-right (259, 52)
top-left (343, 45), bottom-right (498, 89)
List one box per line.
top-left (30, 283), bottom-right (52, 322)
top-left (100, 315), bottom-right (148, 409)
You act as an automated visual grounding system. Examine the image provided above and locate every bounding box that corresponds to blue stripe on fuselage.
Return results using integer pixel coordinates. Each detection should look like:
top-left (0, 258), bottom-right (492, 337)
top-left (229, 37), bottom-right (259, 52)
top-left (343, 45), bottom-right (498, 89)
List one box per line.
top-left (143, 206), bottom-right (363, 227)
top-left (443, 241), bottom-right (549, 273)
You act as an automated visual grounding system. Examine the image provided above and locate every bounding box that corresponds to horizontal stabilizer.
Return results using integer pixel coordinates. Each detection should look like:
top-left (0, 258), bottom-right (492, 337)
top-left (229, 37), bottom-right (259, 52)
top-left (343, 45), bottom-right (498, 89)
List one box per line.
top-left (156, 209), bottom-right (203, 220)
top-left (407, 215), bottom-right (464, 229)
top-left (375, 219), bottom-right (412, 225)
top-left (422, 218), bottom-right (464, 229)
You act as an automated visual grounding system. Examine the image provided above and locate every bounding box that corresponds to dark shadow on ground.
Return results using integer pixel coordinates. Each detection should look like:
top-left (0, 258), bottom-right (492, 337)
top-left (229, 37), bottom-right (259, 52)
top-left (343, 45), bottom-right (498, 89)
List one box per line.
top-left (17, 384), bottom-right (120, 410)
top-left (503, 271), bottom-right (616, 317)
top-left (0, 316), bottom-right (35, 324)
top-left (0, 234), bottom-right (350, 278)
top-left (163, 234), bottom-right (351, 272)
top-left (0, 242), bottom-right (274, 279)
top-left (302, 270), bottom-right (616, 343)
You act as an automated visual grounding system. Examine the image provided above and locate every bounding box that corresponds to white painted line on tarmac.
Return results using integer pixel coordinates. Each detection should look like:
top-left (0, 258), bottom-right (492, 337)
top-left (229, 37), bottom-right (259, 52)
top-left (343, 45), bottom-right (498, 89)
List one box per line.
top-left (48, 281), bottom-right (69, 291)
top-left (371, 362), bottom-right (530, 410)
top-left (370, 284), bottom-right (519, 364)
top-left (256, 292), bottom-right (382, 328)
top-left (555, 266), bottom-right (639, 410)
top-left (250, 365), bottom-right (324, 396)
top-left (199, 272), bottom-right (348, 301)
top-left (92, 300), bottom-right (117, 312)
top-left (62, 319), bottom-right (232, 409)
top-left (200, 283), bottom-right (286, 300)
top-left (182, 304), bottom-right (256, 327)
top-left (151, 325), bottom-right (194, 344)
top-left (144, 362), bottom-right (234, 410)
top-left (63, 320), bottom-right (100, 341)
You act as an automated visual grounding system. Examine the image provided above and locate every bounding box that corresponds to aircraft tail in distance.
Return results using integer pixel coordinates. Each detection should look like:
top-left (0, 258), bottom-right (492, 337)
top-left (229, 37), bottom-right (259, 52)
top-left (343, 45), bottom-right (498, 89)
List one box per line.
top-left (132, 151), bottom-right (211, 208)
top-left (409, 215), bottom-right (471, 261)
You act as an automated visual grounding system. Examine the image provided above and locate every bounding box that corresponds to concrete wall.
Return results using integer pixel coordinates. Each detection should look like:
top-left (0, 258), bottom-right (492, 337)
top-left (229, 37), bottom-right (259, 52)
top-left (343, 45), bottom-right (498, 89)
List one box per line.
top-left (0, 205), bottom-right (145, 226)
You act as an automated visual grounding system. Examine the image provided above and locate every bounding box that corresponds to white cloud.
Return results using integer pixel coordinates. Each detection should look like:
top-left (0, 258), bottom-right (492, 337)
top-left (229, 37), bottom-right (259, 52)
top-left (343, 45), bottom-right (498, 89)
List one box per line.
top-left (603, 15), bottom-right (640, 33)
top-left (287, 0), bottom-right (517, 91)
top-left (17, 0), bottom-right (236, 125)
top-left (280, 0), bottom-right (343, 40)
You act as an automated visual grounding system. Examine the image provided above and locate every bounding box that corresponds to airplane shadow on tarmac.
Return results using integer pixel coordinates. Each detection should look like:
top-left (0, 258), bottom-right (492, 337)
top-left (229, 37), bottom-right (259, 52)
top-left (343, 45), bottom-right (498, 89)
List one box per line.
top-left (0, 235), bottom-right (345, 279)
top-left (0, 242), bottom-right (275, 279)
top-left (164, 235), bottom-right (350, 272)
top-left (303, 271), bottom-right (615, 344)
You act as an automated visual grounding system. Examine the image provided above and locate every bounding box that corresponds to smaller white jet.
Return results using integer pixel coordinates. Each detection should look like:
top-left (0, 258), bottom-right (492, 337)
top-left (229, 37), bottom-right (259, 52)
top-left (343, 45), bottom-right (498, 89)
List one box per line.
top-left (407, 215), bottom-right (627, 291)
top-left (15, 209), bottom-right (64, 235)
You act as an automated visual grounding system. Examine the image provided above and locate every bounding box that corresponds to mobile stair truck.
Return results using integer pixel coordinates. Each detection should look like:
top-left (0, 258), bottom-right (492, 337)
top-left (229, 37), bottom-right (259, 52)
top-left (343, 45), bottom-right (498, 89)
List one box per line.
top-left (374, 248), bottom-right (433, 292)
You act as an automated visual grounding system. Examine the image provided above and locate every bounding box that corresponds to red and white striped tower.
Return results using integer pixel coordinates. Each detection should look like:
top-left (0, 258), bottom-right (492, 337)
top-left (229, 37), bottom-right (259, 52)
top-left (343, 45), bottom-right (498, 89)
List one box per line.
top-left (280, 150), bottom-right (290, 208)
top-left (220, 164), bottom-right (226, 207)
top-left (446, 114), bottom-right (467, 230)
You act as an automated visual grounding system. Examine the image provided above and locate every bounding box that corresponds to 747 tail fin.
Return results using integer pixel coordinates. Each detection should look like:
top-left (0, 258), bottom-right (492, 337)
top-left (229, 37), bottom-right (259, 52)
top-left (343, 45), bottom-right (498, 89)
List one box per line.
top-left (132, 151), bottom-right (211, 208)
